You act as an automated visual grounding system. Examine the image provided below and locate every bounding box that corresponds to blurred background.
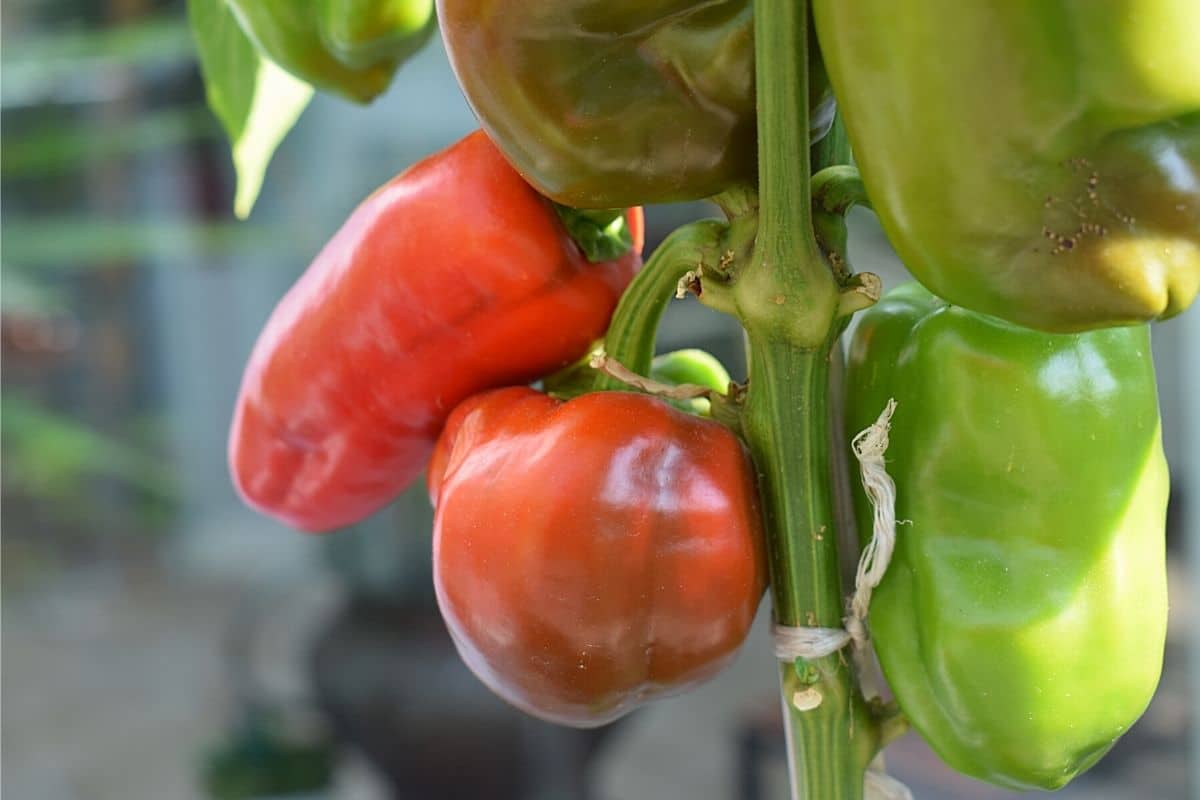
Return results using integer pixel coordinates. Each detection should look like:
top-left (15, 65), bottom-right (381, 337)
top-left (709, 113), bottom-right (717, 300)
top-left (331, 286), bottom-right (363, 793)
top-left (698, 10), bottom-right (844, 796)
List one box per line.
top-left (2, 2), bottom-right (1197, 799)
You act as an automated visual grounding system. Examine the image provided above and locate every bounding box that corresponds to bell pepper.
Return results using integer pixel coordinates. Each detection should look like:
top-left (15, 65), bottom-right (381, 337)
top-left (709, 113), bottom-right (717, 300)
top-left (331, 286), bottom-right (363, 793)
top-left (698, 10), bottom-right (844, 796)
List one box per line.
top-left (438, 0), bottom-right (835, 208)
top-left (229, 131), bottom-right (644, 532)
top-left (813, 1), bottom-right (1200, 332)
top-left (650, 348), bottom-right (733, 415)
top-left (845, 282), bottom-right (1168, 789)
top-left (428, 386), bottom-right (766, 727)
top-left (226, 0), bottom-right (434, 102)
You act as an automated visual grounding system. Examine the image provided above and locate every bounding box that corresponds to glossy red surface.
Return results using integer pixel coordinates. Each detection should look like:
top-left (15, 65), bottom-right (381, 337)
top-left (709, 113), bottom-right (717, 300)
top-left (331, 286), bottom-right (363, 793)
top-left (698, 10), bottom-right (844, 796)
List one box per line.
top-left (229, 131), bottom-right (644, 531)
top-left (429, 387), bottom-right (766, 727)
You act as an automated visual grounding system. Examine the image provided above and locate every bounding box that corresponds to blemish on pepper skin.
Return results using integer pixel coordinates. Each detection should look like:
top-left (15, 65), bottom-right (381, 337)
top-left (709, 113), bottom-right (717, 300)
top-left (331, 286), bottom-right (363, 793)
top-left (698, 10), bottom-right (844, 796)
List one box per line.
top-left (773, 294), bottom-right (786, 305)
top-left (1043, 158), bottom-right (1132, 254)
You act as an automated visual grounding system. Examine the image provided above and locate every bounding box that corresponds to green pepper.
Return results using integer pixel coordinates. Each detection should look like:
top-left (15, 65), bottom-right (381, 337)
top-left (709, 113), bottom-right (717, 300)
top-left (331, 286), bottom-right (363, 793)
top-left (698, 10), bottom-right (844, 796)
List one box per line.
top-left (814, 1), bottom-right (1200, 332)
top-left (845, 283), bottom-right (1168, 790)
top-left (437, 0), bottom-right (835, 207)
top-left (227, 0), bottom-right (434, 102)
top-left (650, 349), bottom-right (731, 394)
top-left (650, 348), bottom-right (733, 416)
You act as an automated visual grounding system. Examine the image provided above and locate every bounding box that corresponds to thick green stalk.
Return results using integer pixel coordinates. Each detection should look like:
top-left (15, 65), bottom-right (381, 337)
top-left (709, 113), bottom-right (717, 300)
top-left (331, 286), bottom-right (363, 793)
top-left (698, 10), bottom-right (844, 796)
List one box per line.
top-left (743, 335), bottom-right (875, 800)
top-left (733, 0), bottom-right (876, 797)
top-left (747, 342), bottom-right (842, 629)
top-left (733, 0), bottom-right (838, 351)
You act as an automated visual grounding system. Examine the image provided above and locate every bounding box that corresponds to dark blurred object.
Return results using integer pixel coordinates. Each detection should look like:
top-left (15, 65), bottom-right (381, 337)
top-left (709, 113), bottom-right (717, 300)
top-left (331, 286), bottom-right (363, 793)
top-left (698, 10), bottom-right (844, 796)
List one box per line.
top-left (735, 701), bottom-right (780, 800)
top-left (311, 598), bottom-right (617, 800)
top-left (202, 710), bottom-right (336, 800)
top-left (314, 485), bottom-right (622, 798)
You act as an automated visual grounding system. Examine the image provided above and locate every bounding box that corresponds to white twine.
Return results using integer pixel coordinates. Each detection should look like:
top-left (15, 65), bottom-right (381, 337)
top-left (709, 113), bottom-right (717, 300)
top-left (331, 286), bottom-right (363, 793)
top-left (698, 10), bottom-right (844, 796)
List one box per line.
top-left (846, 398), bottom-right (899, 646)
top-left (770, 398), bottom-right (900, 660)
top-left (768, 398), bottom-right (903, 724)
top-left (772, 624), bottom-right (851, 661)
top-left (866, 767), bottom-right (913, 800)
top-left (856, 399), bottom-right (909, 799)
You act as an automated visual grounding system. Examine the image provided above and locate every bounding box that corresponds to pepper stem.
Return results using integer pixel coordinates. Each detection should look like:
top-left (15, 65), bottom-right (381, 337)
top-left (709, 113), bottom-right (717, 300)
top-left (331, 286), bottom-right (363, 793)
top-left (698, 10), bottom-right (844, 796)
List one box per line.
top-left (731, 0), bottom-right (839, 351)
top-left (730, 0), bottom-right (879, 795)
top-left (594, 219), bottom-right (726, 390)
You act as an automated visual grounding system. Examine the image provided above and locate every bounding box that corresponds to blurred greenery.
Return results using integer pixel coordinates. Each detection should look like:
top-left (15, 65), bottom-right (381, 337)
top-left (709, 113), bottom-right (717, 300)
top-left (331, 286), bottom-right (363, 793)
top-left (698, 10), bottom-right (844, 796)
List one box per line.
top-left (2, 106), bottom-right (220, 178)
top-left (1, 271), bottom-right (69, 314)
top-left (4, 16), bottom-right (191, 65)
top-left (2, 16), bottom-right (195, 102)
top-left (2, 393), bottom-right (178, 506)
top-left (2, 10), bottom-right (260, 550)
top-left (2, 218), bottom-right (291, 269)
top-left (1, 12), bottom-right (286, 293)
top-left (202, 712), bottom-right (335, 800)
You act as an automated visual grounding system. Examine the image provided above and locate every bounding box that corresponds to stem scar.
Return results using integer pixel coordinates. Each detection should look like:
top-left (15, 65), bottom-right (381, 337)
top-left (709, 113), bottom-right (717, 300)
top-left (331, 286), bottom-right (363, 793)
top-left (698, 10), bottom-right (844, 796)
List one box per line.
top-left (792, 687), bottom-right (823, 711)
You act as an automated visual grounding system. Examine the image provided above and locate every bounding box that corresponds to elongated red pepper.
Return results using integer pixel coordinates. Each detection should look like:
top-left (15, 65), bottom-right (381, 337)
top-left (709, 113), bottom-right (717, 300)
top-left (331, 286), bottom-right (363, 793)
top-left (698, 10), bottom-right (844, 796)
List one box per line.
top-left (229, 131), bottom-right (644, 531)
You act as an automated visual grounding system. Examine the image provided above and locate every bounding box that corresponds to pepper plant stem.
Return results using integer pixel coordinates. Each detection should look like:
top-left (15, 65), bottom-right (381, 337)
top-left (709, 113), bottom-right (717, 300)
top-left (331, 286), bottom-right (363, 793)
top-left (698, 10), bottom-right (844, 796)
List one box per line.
top-left (734, 0), bottom-right (838, 350)
top-left (545, 220), bottom-right (727, 401)
top-left (735, 0), bottom-right (876, 796)
top-left (596, 220), bottom-right (725, 389)
top-left (743, 334), bottom-right (876, 800)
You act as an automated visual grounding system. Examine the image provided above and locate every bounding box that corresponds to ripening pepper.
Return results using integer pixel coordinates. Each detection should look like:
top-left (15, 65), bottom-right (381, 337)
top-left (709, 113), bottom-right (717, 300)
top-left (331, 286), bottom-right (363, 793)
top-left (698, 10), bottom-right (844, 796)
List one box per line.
top-left (229, 131), bottom-right (643, 532)
top-left (438, 0), bottom-right (836, 208)
top-left (428, 387), bottom-right (766, 727)
top-left (845, 283), bottom-right (1168, 789)
top-left (226, 0), bottom-right (434, 102)
top-left (814, 0), bottom-right (1200, 332)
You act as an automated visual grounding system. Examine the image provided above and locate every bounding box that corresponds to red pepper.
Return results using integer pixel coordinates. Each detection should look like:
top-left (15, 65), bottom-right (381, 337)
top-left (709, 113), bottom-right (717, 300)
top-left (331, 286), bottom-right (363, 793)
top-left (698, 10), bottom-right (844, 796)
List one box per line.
top-left (229, 131), bottom-right (644, 532)
top-left (428, 387), bottom-right (767, 727)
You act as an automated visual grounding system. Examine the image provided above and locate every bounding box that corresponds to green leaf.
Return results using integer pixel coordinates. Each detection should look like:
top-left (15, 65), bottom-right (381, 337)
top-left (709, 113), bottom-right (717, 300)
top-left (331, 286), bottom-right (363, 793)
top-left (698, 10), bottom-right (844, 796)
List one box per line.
top-left (188, 0), bottom-right (313, 219)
